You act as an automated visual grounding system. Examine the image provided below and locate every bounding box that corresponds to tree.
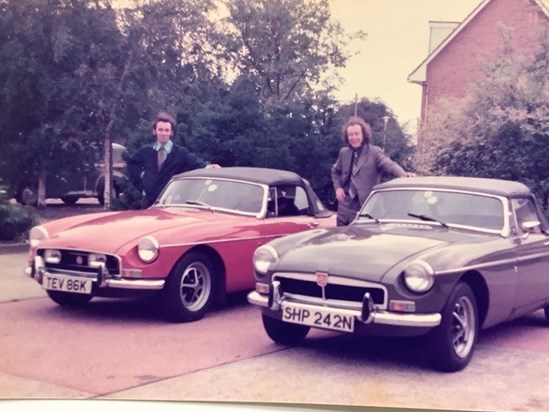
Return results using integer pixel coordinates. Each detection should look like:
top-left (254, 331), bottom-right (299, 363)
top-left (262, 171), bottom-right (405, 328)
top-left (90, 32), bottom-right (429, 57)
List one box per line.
top-left (417, 31), bottom-right (549, 210)
top-left (179, 78), bottom-right (266, 167)
top-left (191, 0), bottom-right (365, 205)
top-left (0, 0), bottom-right (224, 208)
top-left (0, 0), bottom-right (131, 207)
top-left (222, 0), bottom-right (364, 107)
top-left (279, 92), bottom-right (340, 203)
top-left (94, 0), bottom-right (222, 209)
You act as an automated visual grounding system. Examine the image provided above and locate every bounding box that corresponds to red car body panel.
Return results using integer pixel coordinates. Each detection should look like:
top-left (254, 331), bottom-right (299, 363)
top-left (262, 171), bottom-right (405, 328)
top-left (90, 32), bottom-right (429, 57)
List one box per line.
top-left (31, 207), bottom-right (335, 292)
top-left (26, 167), bottom-right (337, 321)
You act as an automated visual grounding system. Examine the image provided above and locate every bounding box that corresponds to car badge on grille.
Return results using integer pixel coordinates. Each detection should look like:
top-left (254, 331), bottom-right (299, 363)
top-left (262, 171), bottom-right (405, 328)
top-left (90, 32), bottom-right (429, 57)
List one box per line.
top-left (76, 256), bottom-right (84, 265)
top-left (316, 272), bottom-right (329, 287)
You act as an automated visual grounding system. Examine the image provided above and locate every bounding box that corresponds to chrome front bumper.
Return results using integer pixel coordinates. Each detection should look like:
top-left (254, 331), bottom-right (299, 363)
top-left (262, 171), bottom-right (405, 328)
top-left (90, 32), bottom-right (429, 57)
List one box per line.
top-left (26, 256), bottom-right (165, 291)
top-left (247, 290), bottom-right (441, 328)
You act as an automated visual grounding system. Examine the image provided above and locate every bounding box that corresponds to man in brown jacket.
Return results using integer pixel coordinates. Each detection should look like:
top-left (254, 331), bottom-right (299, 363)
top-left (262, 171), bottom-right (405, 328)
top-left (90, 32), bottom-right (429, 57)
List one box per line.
top-left (331, 116), bottom-right (415, 226)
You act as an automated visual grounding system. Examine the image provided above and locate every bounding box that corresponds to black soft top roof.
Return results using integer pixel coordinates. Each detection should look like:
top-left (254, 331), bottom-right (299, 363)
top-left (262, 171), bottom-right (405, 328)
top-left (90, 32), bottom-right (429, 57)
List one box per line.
top-left (375, 176), bottom-right (532, 198)
top-left (172, 167), bottom-right (332, 218)
top-left (174, 167), bottom-right (304, 186)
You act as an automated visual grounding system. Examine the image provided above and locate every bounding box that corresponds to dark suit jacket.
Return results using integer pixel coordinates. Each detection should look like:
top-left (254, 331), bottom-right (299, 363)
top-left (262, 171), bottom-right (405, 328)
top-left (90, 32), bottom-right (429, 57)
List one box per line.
top-left (331, 144), bottom-right (406, 205)
top-left (127, 143), bottom-right (207, 204)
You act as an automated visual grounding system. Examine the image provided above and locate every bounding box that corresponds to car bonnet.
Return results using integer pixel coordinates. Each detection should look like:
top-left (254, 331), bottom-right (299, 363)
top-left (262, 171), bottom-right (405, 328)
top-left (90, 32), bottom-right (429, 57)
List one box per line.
top-left (38, 208), bottom-right (242, 254)
top-left (273, 224), bottom-right (481, 282)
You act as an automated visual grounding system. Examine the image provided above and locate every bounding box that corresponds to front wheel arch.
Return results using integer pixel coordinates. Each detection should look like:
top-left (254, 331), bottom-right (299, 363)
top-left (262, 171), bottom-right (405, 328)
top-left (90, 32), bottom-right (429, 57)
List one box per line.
top-left (161, 246), bottom-right (226, 322)
top-left (460, 270), bottom-right (489, 328)
top-left (429, 282), bottom-right (478, 372)
top-left (182, 245), bottom-right (226, 305)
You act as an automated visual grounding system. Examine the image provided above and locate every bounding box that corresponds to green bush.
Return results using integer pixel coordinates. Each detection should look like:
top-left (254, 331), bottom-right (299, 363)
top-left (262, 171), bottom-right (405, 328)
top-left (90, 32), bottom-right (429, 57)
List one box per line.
top-left (0, 204), bottom-right (38, 242)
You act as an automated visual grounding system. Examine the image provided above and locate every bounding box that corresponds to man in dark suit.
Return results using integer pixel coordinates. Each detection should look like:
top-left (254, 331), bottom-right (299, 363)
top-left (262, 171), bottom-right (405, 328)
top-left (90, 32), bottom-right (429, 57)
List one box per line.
top-left (331, 116), bottom-right (415, 226)
top-left (127, 112), bottom-right (217, 209)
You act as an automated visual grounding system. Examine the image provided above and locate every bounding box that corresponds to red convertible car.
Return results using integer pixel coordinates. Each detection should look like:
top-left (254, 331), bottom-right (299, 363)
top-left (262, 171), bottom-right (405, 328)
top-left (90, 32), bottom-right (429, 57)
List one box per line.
top-left (26, 167), bottom-right (336, 322)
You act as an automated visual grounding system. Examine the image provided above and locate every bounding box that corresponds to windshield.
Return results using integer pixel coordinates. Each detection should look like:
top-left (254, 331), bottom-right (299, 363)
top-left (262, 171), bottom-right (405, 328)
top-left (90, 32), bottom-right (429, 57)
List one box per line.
top-left (360, 189), bottom-right (505, 231)
top-left (156, 178), bottom-right (266, 215)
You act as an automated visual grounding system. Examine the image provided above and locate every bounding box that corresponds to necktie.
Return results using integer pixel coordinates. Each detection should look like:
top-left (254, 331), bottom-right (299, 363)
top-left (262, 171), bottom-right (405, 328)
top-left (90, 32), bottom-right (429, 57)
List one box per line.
top-left (348, 151), bottom-right (359, 199)
top-left (158, 147), bottom-right (166, 170)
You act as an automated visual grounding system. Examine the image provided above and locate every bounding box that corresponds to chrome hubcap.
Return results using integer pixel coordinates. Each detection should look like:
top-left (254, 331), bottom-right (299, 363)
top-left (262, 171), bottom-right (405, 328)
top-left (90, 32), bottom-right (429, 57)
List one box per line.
top-left (179, 262), bottom-right (211, 311)
top-left (451, 295), bottom-right (476, 358)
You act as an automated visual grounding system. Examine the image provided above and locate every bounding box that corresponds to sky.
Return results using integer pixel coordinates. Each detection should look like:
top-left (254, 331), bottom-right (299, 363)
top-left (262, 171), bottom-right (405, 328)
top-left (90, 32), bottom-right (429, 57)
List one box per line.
top-left (328, 0), bottom-right (484, 133)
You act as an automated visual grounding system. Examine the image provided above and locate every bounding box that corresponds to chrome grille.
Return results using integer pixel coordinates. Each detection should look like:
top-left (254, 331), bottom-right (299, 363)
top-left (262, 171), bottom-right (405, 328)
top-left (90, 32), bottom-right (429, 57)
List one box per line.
top-left (273, 272), bottom-right (386, 307)
top-left (37, 249), bottom-right (120, 275)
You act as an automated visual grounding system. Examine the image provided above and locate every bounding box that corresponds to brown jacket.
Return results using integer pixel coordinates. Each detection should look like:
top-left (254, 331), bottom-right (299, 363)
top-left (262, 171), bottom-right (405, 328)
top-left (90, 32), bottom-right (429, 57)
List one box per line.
top-left (331, 144), bottom-right (406, 205)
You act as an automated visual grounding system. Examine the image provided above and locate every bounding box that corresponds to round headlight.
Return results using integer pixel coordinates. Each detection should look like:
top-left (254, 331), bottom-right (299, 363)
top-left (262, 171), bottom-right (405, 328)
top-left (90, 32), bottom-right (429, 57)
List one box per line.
top-left (88, 253), bottom-right (107, 268)
top-left (29, 226), bottom-right (49, 248)
top-left (138, 236), bottom-right (159, 263)
top-left (44, 249), bottom-right (61, 264)
top-left (253, 245), bottom-right (279, 275)
top-left (403, 260), bottom-right (434, 293)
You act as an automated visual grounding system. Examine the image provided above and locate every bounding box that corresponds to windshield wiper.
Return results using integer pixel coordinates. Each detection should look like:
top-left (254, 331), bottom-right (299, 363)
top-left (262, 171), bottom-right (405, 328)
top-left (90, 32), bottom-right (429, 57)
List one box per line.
top-left (357, 213), bottom-right (380, 224)
top-left (184, 200), bottom-right (213, 211)
top-left (407, 212), bottom-right (449, 228)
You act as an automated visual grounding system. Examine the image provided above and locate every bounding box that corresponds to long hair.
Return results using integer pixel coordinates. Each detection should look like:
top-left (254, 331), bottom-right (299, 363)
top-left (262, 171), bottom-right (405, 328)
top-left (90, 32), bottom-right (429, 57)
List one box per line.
top-left (341, 116), bottom-right (372, 145)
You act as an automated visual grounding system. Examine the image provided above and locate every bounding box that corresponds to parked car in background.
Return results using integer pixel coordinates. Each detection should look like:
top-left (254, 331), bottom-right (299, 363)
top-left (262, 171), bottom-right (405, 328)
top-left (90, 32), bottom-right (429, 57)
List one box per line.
top-left (25, 167), bottom-right (336, 322)
top-left (17, 143), bottom-right (128, 206)
top-left (248, 176), bottom-right (549, 372)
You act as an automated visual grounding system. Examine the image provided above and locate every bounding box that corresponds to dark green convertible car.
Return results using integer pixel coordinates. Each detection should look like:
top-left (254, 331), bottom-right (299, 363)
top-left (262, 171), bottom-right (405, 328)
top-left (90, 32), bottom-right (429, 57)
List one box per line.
top-left (248, 176), bottom-right (549, 372)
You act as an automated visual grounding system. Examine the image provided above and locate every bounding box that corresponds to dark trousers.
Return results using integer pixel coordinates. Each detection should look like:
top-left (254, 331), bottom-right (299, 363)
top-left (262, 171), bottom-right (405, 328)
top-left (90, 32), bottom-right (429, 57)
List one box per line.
top-left (336, 197), bottom-right (361, 226)
top-left (140, 195), bottom-right (154, 209)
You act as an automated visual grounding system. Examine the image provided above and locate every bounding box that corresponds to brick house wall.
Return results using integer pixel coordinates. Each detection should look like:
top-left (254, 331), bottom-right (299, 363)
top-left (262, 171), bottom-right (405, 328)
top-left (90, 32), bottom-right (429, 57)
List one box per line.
top-left (409, 0), bottom-right (548, 138)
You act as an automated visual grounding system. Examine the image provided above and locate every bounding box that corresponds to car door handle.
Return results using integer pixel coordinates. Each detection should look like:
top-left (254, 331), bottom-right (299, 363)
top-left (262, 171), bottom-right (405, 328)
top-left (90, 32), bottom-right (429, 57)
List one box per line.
top-left (308, 221), bottom-right (320, 228)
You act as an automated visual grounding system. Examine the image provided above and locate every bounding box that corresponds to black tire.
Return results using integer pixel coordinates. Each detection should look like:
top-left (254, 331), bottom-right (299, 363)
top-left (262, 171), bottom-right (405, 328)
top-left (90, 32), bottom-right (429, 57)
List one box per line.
top-left (262, 313), bottom-right (310, 345)
top-left (61, 196), bottom-right (79, 205)
top-left (161, 251), bottom-right (217, 322)
top-left (429, 282), bottom-right (478, 372)
top-left (46, 290), bottom-right (92, 307)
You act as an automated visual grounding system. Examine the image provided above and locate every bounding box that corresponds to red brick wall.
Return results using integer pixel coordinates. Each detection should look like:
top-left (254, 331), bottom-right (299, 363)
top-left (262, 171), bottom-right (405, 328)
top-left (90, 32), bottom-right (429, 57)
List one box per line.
top-left (423, 0), bottom-right (548, 121)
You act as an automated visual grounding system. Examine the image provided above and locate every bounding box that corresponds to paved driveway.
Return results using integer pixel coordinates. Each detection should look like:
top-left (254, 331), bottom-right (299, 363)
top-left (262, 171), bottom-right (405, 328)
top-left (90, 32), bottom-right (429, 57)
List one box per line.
top-left (1, 248), bottom-right (548, 411)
